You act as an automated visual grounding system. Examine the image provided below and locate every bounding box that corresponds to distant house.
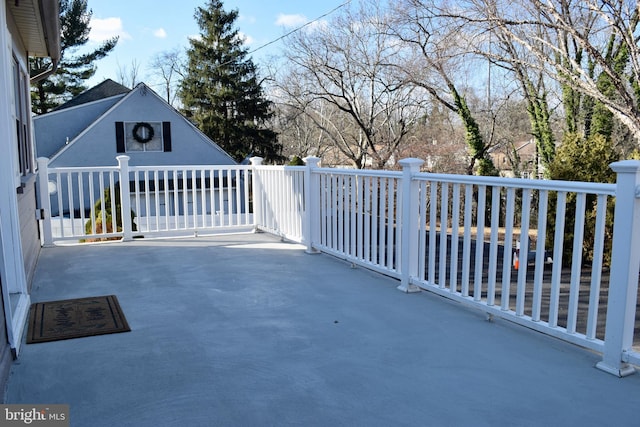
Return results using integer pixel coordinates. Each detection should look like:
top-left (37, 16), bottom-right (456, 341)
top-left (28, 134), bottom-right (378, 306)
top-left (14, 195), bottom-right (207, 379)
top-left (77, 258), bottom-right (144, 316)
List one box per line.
top-left (0, 0), bottom-right (60, 388)
top-left (35, 80), bottom-right (238, 217)
top-left (491, 139), bottom-right (545, 179)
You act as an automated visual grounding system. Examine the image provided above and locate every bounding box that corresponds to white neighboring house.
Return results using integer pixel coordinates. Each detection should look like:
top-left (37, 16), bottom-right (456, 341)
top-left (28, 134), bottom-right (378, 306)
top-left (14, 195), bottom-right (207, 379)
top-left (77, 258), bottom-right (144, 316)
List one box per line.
top-left (34, 81), bottom-right (239, 220)
top-left (0, 0), bottom-right (60, 386)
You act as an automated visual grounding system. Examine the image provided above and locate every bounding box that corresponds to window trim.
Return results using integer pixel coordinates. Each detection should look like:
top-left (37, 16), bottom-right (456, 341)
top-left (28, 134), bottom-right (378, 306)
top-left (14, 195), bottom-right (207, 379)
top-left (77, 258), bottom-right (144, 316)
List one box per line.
top-left (116, 121), bottom-right (172, 153)
top-left (11, 52), bottom-right (34, 184)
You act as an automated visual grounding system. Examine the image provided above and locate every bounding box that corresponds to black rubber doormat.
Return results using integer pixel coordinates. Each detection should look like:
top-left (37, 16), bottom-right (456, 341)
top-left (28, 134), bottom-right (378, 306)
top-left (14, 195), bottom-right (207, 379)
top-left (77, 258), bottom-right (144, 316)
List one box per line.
top-left (27, 295), bottom-right (131, 344)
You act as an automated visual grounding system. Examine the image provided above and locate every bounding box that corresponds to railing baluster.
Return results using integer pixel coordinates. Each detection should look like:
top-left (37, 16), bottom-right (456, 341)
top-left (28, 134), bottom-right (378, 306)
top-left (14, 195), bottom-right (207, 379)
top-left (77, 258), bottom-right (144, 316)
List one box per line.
top-left (516, 188), bottom-right (532, 316)
top-left (108, 171), bottom-right (116, 235)
top-left (567, 193), bottom-right (587, 333)
top-left (487, 186), bottom-right (501, 306)
top-left (87, 172), bottom-right (96, 236)
top-left (65, 172), bottom-right (74, 236)
top-left (133, 170), bottom-right (142, 232)
top-left (337, 175), bottom-right (344, 254)
top-left (143, 170), bottom-right (151, 232)
top-left (450, 184), bottom-right (461, 294)
top-left (474, 185), bottom-right (486, 302)
top-left (378, 178), bottom-right (386, 266)
top-left (226, 168), bottom-right (233, 227)
top-left (370, 177), bottom-right (379, 265)
top-left (500, 187), bottom-right (515, 309)
top-left (351, 175), bottom-right (358, 259)
top-left (98, 172), bottom-right (106, 236)
top-left (238, 167), bottom-right (243, 228)
top-left (208, 169), bottom-right (215, 228)
top-left (532, 190), bottom-right (549, 322)
top-left (418, 181), bottom-right (427, 282)
top-left (77, 172), bottom-right (86, 236)
top-left (56, 172), bottom-right (65, 237)
top-left (428, 182), bottom-right (437, 286)
top-left (586, 194), bottom-right (607, 339)
top-left (387, 178), bottom-right (396, 270)
top-left (200, 169), bottom-right (207, 228)
top-left (363, 177), bottom-right (371, 263)
top-left (461, 184), bottom-right (473, 297)
top-left (157, 170), bottom-right (164, 230)
top-left (173, 170), bottom-right (180, 228)
top-left (439, 182), bottom-right (449, 289)
top-left (190, 168), bottom-right (197, 229)
top-left (549, 191), bottom-right (567, 328)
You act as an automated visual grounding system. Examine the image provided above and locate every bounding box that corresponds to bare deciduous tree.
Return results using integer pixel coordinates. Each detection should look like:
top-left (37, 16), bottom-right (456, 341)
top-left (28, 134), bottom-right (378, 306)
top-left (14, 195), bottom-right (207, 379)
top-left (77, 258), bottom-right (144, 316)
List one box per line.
top-left (276, 0), bottom-right (429, 169)
top-left (116, 59), bottom-right (141, 89)
top-left (391, 0), bottom-right (500, 175)
top-left (149, 48), bottom-right (185, 106)
top-left (454, 0), bottom-right (640, 142)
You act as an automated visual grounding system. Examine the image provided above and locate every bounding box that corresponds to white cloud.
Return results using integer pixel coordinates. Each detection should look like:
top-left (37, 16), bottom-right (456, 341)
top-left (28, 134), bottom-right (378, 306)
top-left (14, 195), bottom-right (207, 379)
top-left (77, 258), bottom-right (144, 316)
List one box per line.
top-left (153, 28), bottom-right (167, 38)
top-left (238, 31), bottom-right (254, 45)
top-left (275, 13), bottom-right (307, 28)
top-left (89, 17), bottom-right (131, 42)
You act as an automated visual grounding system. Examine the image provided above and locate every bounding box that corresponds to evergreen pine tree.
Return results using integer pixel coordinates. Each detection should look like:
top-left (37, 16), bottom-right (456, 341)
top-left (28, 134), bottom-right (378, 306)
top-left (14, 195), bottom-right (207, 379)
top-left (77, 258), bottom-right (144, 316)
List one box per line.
top-left (30, 0), bottom-right (118, 114)
top-left (179, 0), bottom-right (283, 163)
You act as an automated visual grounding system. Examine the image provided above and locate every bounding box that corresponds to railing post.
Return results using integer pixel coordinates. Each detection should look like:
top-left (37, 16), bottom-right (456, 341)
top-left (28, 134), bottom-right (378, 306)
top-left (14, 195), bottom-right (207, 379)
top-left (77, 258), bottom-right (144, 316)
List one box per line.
top-left (250, 157), bottom-right (264, 232)
top-left (596, 160), bottom-right (640, 377)
top-left (303, 156), bottom-right (321, 254)
top-left (116, 155), bottom-right (133, 241)
top-left (398, 158), bottom-right (424, 293)
top-left (36, 157), bottom-right (54, 247)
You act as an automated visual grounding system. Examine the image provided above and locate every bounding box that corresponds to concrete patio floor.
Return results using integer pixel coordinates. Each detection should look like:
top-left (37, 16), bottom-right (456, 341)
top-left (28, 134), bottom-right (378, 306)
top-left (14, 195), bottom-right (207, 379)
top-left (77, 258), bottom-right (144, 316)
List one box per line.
top-left (4, 232), bottom-right (640, 426)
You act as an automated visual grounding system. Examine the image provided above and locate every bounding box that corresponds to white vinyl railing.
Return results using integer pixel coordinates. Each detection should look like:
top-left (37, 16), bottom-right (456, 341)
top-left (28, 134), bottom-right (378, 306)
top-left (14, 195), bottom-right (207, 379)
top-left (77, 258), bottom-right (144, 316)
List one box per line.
top-left (128, 164), bottom-right (252, 234)
top-left (411, 169), bottom-right (616, 353)
top-left (251, 161), bottom-right (305, 243)
top-left (37, 157), bottom-right (254, 242)
top-left (37, 155), bottom-right (640, 377)
top-left (37, 158), bottom-right (123, 242)
top-left (314, 168), bottom-right (403, 278)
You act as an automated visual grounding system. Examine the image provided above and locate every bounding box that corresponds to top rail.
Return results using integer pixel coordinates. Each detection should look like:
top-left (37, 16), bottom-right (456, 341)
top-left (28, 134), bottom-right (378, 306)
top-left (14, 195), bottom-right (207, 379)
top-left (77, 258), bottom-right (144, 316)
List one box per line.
top-left (420, 172), bottom-right (616, 194)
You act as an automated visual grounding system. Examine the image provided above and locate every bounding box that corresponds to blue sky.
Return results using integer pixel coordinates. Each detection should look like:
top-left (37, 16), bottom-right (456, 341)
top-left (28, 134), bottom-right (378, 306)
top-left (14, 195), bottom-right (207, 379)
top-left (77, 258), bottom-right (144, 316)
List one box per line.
top-left (85, 0), bottom-right (352, 88)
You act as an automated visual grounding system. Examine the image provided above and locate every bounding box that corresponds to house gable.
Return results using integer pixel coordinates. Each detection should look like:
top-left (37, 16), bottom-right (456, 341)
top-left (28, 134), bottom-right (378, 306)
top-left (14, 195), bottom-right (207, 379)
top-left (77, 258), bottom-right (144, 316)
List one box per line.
top-left (48, 83), bottom-right (237, 167)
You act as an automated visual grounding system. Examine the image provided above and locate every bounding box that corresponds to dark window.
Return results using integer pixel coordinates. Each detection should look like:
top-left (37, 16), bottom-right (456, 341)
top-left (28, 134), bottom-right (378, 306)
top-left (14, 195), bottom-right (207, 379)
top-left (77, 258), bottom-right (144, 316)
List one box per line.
top-left (116, 121), bottom-right (171, 153)
top-left (13, 56), bottom-right (33, 177)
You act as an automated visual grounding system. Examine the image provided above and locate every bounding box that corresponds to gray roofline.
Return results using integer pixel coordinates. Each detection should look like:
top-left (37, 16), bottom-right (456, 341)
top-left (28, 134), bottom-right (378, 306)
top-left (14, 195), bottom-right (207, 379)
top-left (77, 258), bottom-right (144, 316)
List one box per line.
top-left (34, 94), bottom-right (128, 120)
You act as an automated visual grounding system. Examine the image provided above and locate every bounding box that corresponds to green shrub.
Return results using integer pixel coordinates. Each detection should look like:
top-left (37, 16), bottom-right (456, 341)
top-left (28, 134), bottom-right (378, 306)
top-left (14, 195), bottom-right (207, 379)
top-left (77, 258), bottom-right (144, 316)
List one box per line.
top-left (288, 155), bottom-right (305, 166)
top-left (546, 133), bottom-right (618, 266)
top-left (84, 184), bottom-right (136, 241)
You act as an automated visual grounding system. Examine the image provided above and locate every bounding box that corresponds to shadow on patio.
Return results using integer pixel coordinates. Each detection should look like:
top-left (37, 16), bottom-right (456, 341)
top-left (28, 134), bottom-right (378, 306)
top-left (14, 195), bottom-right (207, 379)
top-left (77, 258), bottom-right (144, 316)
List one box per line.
top-left (5, 233), bottom-right (639, 426)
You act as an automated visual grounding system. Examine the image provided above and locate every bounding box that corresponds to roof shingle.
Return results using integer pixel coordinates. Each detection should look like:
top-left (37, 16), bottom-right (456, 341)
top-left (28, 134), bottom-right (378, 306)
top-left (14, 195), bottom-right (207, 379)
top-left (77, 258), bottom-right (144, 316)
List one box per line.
top-left (53, 79), bottom-right (130, 111)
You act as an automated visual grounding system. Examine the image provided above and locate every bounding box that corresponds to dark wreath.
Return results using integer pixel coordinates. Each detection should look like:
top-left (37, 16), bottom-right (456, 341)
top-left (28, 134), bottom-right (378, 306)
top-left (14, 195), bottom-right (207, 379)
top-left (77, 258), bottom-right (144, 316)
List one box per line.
top-left (132, 122), bottom-right (154, 143)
